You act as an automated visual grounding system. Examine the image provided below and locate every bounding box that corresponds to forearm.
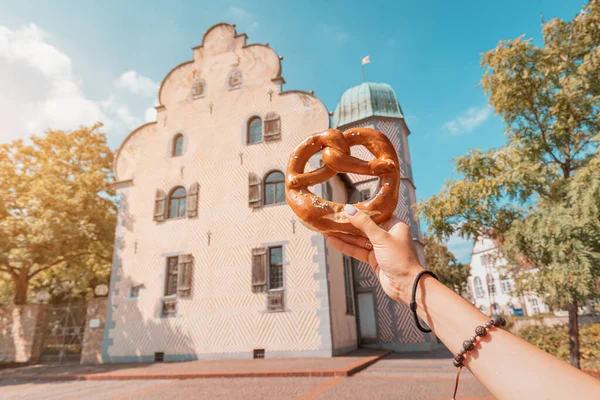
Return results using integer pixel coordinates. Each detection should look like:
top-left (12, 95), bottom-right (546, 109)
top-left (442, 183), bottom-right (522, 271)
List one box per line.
top-left (398, 270), bottom-right (600, 400)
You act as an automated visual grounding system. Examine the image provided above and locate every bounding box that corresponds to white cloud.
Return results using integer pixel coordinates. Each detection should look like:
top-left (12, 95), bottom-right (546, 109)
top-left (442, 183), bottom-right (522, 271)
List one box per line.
top-left (0, 24), bottom-right (108, 143)
top-left (0, 24), bottom-right (156, 147)
top-left (227, 6), bottom-right (259, 32)
top-left (446, 232), bottom-right (474, 263)
top-left (320, 25), bottom-right (349, 45)
top-left (442, 106), bottom-right (491, 135)
top-left (114, 70), bottom-right (158, 97)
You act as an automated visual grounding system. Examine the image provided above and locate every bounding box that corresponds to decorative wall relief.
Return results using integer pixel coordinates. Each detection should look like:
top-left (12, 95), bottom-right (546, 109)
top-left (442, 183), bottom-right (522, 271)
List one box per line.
top-left (191, 79), bottom-right (206, 99)
top-left (228, 69), bottom-right (242, 90)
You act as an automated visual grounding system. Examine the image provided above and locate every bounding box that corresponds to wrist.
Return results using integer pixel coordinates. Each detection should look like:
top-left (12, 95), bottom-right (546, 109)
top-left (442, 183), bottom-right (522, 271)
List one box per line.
top-left (393, 264), bottom-right (425, 304)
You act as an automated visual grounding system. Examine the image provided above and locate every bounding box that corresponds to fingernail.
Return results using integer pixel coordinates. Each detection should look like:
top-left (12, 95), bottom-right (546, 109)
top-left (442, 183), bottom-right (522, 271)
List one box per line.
top-left (365, 240), bottom-right (373, 250)
top-left (344, 204), bottom-right (358, 216)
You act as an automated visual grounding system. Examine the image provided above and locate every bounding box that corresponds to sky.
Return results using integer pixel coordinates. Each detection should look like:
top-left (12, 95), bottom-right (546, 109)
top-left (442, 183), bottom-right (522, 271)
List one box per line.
top-left (0, 0), bottom-right (588, 262)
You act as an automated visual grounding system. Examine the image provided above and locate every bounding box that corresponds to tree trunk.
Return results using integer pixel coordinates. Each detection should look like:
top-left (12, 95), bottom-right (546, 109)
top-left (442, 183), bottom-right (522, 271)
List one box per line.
top-left (13, 274), bottom-right (29, 305)
top-left (568, 300), bottom-right (580, 369)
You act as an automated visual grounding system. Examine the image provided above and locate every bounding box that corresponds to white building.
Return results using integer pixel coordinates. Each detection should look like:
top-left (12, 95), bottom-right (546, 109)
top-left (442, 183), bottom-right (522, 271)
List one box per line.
top-left (468, 236), bottom-right (550, 317)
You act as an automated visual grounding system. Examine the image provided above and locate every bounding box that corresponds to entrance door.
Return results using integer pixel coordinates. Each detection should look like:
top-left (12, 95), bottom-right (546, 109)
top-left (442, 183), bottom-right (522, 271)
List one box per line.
top-left (357, 292), bottom-right (377, 344)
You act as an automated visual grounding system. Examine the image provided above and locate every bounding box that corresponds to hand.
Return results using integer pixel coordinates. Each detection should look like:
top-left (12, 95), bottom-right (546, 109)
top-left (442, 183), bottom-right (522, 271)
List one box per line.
top-left (324, 204), bottom-right (424, 304)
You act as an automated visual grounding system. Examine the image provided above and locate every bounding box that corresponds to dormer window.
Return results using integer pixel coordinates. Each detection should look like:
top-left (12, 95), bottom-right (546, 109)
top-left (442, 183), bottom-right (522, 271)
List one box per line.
top-left (172, 134), bottom-right (183, 157)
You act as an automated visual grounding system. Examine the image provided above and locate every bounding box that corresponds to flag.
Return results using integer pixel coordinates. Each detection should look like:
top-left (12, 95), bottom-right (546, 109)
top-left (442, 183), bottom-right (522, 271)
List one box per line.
top-left (362, 56), bottom-right (370, 65)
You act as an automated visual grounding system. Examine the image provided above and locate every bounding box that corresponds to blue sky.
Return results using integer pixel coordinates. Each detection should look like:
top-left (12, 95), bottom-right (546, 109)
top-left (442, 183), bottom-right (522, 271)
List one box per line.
top-left (0, 0), bottom-right (587, 261)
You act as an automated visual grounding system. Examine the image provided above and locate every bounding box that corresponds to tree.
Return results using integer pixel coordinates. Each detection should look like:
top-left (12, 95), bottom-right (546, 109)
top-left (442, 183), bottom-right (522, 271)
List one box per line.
top-left (423, 236), bottom-right (471, 297)
top-left (419, 1), bottom-right (600, 368)
top-left (0, 123), bottom-right (116, 305)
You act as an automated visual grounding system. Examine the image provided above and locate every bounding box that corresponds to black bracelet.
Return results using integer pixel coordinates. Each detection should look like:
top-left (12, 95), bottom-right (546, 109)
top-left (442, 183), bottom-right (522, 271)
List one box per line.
top-left (409, 270), bottom-right (439, 333)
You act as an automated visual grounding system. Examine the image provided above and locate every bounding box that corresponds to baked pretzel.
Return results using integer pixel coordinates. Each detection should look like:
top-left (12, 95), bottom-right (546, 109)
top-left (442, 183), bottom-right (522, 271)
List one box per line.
top-left (285, 128), bottom-right (399, 236)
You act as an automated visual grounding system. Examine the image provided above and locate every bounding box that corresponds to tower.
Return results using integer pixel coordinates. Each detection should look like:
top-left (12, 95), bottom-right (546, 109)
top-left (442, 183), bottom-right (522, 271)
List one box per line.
top-left (332, 82), bottom-right (434, 351)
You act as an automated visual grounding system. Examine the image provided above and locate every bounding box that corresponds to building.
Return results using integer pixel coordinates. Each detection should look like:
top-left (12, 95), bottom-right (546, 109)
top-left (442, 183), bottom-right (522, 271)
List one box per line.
top-left (104, 22), bottom-right (435, 363)
top-left (468, 236), bottom-right (550, 317)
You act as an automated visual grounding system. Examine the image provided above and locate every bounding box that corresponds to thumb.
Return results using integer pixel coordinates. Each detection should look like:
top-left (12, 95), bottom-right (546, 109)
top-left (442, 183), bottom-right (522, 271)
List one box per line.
top-left (344, 204), bottom-right (387, 242)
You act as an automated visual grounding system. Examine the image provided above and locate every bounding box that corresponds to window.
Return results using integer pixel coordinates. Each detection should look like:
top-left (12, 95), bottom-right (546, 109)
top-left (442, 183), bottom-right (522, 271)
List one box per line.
top-left (323, 182), bottom-right (333, 201)
top-left (474, 276), bottom-right (485, 298)
top-left (165, 256), bottom-right (179, 296)
top-left (360, 189), bottom-right (371, 202)
top-left (501, 279), bottom-right (512, 294)
top-left (486, 274), bottom-right (496, 296)
top-left (264, 171), bottom-right (285, 205)
top-left (481, 254), bottom-right (492, 267)
top-left (530, 298), bottom-right (540, 314)
top-left (162, 255), bottom-right (194, 317)
top-left (172, 134), bottom-right (184, 157)
top-left (343, 256), bottom-right (354, 315)
top-left (168, 187), bottom-right (187, 219)
top-left (247, 117), bottom-right (262, 144)
top-left (128, 285), bottom-right (142, 299)
top-left (269, 247), bottom-right (283, 290)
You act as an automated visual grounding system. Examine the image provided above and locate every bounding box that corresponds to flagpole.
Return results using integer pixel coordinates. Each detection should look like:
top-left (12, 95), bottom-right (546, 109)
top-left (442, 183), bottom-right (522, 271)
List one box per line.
top-left (362, 63), bottom-right (365, 83)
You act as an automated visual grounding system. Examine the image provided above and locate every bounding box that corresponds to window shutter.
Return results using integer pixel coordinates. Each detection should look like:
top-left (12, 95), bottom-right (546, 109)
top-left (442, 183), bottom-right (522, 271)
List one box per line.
top-left (154, 189), bottom-right (166, 222)
top-left (177, 254), bottom-right (193, 298)
top-left (251, 247), bottom-right (267, 292)
top-left (267, 290), bottom-right (284, 312)
top-left (264, 112), bottom-right (281, 141)
top-left (248, 173), bottom-right (262, 208)
top-left (187, 182), bottom-right (199, 218)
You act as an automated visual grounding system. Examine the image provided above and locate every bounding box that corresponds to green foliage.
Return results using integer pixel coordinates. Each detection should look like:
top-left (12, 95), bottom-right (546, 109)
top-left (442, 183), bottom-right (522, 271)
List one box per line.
top-left (423, 236), bottom-right (470, 296)
top-left (418, 1), bottom-right (600, 366)
top-left (418, 0), bottom-right (600, 311)
top-left (0, 124), bottom-right (116, 304)
top-left (519, 323), bottom-right (600, 370)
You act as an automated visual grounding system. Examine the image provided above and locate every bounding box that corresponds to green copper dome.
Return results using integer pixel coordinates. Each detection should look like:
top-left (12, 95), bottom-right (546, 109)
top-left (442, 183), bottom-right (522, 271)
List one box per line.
top-left (332, 82), bottom-right (404, 128)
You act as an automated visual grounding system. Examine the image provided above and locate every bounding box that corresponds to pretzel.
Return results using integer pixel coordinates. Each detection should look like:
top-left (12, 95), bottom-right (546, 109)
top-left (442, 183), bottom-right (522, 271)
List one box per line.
top-left (285, 128), bottom-right (399, 236)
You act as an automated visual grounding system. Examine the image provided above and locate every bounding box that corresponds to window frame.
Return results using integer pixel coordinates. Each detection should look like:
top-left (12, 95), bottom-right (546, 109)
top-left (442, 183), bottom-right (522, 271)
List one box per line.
top-left (167, 186), bottom-right (187, 219)
top-left (343, 256), bottom-right (354, 315)
top-left (263, 171), bottom-right (285, 206)
top-left (474, 276), bottom-right (485, 298)
top-left (486, 273), bottom-right (497, 296)
top-left (500, 279), bottom-right (511, 293)
top-left (172, 134), bottom-right (184, 157)
top-left (247, 116), bottom-right (263, 144)
top-left (128, 285), bottom-right (142, 300)
top-left (164, 256), bottom-right (179, 297)
top-left (268, 246), bottom-right (283, 291)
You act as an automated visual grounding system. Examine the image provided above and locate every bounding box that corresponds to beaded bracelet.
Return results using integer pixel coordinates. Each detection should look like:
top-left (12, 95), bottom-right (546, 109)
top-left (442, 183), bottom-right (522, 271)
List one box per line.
top-left (452, 315), bottom-right (507, 400)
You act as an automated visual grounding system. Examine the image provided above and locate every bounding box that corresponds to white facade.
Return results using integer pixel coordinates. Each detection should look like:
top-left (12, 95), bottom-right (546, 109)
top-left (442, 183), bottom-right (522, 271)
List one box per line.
top-left (468, 237), bottom-right (550, 317)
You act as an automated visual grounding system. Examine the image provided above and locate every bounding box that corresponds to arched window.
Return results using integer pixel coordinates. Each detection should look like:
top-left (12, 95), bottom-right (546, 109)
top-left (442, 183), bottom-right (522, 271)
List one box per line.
top-left (168, 187), bottom-right (186, 219)
top-left (474, 277), bottom-right (485, 298)
top-left (264, 171), bottom-right (285, 205)
top-left (247, 117), bottom-right (262, 144)
top-left (172, 134), bottom-right (184, 157)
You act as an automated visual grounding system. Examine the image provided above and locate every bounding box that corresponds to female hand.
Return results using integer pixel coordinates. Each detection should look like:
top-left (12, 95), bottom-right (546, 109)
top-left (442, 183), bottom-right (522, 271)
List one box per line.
top-left (324, 204), bottom-right (424, 304)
